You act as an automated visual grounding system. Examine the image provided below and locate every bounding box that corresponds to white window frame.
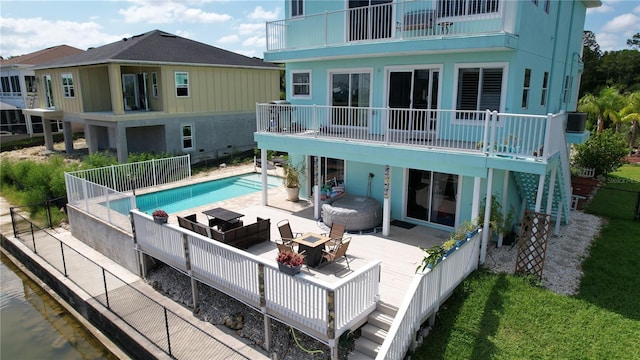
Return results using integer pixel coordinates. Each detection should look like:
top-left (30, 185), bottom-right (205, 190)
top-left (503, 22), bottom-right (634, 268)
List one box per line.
top-left (151, 72), bottom-right (158, 98)
top-left (521, 68), bottom-right (531, 109)
top-left (291, 70), bottom-right (311, 99)
top-left (562, 75), bottom-right (571, 105)
top-left (540, 71), bottom-right (549, 106)
top-left (452, 62), bottom-right (508, 123)
top-left (175, 71), bottom-right (189, 97)
top-left (181, 124), bottom-right (194, 151)
top-left (61, 73), bottom-right (74, 98)
top-left (291, 0), bottom-right (304, 17)
top-left (327, 67), bottom-right (373, 129)
top-left (544, 0), bottom-right (550, 13)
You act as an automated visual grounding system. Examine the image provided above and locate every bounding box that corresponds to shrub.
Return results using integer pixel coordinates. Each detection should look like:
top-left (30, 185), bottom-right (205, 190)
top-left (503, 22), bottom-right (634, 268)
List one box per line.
top-left (573, 129), bottom-right (629, 176)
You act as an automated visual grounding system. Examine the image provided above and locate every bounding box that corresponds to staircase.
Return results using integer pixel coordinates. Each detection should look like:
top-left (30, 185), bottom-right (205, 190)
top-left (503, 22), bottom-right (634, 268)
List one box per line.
top-left (511, 161), bottom-right (570, 224)
top-left (349, 302), bottom-right (398, 359)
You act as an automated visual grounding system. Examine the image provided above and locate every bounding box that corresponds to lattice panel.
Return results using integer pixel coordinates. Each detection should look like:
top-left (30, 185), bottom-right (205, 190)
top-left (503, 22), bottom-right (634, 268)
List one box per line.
top-left (515, 210), bottom-right (551, 279)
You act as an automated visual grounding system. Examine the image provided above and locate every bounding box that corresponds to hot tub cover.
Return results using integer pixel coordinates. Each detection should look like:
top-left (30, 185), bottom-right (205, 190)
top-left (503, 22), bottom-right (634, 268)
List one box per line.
top-left (322, 195), bottom-right (382, 231)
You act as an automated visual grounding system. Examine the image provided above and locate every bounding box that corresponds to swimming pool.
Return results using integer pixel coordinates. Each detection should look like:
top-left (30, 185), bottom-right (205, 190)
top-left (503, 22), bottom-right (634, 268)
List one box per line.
top-left (114, 173), bottom-right (280, 215)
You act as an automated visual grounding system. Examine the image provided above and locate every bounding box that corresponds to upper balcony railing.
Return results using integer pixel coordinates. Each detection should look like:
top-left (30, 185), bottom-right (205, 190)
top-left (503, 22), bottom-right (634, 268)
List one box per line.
top-left (266, 0), bottom-right (506, 52)
top-left (257, 104), bottom-right (563, 162)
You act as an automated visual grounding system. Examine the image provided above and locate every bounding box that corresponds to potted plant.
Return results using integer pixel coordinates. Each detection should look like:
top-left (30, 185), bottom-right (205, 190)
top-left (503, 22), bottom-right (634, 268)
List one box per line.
top-left (276, 250), bottom-right (305, 275)
top-left (282, 160), bottom-right (306, 202)
top-left (416, 244), bottom-right (446, 272)
top-left (442, 239), bottom-right (457, 256)
top-left (152, 209), bottom-right (169, 224)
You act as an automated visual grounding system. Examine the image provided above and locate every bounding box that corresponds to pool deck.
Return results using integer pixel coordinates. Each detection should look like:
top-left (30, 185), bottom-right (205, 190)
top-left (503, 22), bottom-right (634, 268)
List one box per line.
top-left (159, 163), bottom-right (449, 308)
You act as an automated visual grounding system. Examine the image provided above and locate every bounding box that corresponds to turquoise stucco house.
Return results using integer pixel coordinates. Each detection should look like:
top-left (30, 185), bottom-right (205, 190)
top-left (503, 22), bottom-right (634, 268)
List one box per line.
top-left (254, 0), bottom-right (599, 262)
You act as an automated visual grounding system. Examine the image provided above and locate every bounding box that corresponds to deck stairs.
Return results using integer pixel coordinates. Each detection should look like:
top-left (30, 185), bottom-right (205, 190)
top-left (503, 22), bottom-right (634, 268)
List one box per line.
top-left (511, 162), bottom-right (570, 225)
top-left (348, 302), bottom-right (398, 359)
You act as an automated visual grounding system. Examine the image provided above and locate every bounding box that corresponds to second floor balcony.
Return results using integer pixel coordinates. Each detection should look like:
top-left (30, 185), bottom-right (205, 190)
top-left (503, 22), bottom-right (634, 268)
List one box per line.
top-left (266, 0), bottom-right (513, 53)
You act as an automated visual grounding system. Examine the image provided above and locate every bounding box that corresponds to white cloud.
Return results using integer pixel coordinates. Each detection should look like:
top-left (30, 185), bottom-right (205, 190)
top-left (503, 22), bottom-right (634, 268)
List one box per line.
top-left (596, 32), bottom-right (624, 52)
top-left (587, 4), bottom-right (614, 14)
top-left (217, 34), bottom-right (240, 44)
top-left (602, 13), bottom-right (640, 33)
top-left (634, 5), bottom-right (640, 14)
top-left (0, 17), bottom-right (122, 57)
top-left (248, 6), bottom-right (280, 21)
top-left (237, 23), bottom-right (263, 36)
top-left (242, 35), bottom-right (265, 48)
top-left (118, 0), bottom-right (230, 24)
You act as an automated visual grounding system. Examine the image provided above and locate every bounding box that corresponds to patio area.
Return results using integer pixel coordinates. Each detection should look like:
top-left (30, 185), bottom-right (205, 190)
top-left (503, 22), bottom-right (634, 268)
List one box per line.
top-left (163, 165), bottom-right (449, 307)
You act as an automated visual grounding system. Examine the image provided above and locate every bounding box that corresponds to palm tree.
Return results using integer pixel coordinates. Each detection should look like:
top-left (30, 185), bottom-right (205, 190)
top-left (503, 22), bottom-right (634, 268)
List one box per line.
top-left (578, 86), bottom-right (625, 133)
top-left (621, 91), bottom-right (640, 148)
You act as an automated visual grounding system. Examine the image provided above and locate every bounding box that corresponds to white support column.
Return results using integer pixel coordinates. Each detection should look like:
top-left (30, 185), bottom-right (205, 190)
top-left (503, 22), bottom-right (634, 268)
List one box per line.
top-left (42, 118), bottom-right (54, 151)
top-left (535, 173), bottom-right (546, 212)
top-left (480, 168), bottom-right (494, 264)
top-left (261, 148), bottom-right (268, 206)
top-left (472, 177), bottom-right (482, 224)
top-left (314, 156), bottom-right (321, 219)
top-left (63, 121), bottom-right (75, 154)
top-left (547, 166), bottom-right (557, 236)
top-left (498, 170), bottom-right (510, 247)
top-left (382, 165), bottom-right (391, 237)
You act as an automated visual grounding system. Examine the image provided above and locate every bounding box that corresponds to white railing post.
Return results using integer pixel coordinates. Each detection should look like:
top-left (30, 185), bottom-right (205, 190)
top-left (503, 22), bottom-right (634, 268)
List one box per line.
top-left (313, 104), bottom-right (318, 138)
top-left (489, 111), bottom-right (498, 156)
top-left (111, 164), bottom-right (117, 191)
top-left (152, 158), bottom-right (157, 187)
top-left (104, 186), bottom-right (112, 224)
top-left (324, 11), bottom-right (328, 46)
top-left (385, 108), bottom-right (390, 145)
top-left (544, 113), bottom-right (552, 160)
top-left (482, 110), bottom-right (491, 153)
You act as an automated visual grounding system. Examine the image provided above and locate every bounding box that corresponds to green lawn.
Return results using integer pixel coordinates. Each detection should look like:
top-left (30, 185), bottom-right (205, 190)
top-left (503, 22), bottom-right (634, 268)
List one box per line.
top-left (413, 164), bottom-right (640, 359)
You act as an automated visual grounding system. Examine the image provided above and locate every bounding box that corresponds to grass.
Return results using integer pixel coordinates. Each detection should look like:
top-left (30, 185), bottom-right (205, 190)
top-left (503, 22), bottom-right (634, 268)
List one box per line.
top-left (413, 164), bottom-right (640, 359)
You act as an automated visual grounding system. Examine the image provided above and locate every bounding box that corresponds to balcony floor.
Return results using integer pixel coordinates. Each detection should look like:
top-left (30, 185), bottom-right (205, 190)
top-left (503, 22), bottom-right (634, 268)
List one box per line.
top-left (163, 164), bottom-right (449, 308)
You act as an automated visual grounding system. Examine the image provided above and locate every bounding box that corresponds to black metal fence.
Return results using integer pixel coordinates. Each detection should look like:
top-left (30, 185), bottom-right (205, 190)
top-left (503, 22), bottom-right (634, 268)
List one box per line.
top-left (8, 210), bottom-right (250, 359)
top-left (596, 186), bottom-right (640, 221)
top-left (9, 195), bottom-right (67, 230)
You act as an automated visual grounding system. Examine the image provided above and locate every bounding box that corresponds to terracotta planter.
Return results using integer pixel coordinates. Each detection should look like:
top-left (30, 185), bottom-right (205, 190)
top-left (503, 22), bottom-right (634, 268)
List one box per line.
top-left (278, 262), bottom-right (302, 275)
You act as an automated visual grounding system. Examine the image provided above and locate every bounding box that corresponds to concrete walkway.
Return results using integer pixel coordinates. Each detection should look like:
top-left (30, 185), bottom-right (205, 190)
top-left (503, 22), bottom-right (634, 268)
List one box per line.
top-left (0, 195), bottom-right (270, 360)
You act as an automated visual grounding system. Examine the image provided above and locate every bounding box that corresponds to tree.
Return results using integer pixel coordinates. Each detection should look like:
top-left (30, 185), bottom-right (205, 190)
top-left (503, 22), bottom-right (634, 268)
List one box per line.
top-left (621, 91), bottom-right (640, 148)
top-left (578, 86), bottom-right (625, 133)
top-left (599, 50), bottom-right (640, 94)
top-left (573, 129), bottom-right (629, 176)
top-left (627, 32), bottom-right (640, 50)
top-left (580, 30), bottom-right (603, 98)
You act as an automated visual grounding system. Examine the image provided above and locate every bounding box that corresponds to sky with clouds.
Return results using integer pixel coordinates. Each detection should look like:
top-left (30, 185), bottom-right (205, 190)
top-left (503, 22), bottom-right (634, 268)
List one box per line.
top-left (0, 0), bottom-right (638, 60)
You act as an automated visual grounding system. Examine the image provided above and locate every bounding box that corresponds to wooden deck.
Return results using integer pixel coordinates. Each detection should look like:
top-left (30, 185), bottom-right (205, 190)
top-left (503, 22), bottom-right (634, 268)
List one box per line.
top-left (163, 166), bottom-right (449, 308)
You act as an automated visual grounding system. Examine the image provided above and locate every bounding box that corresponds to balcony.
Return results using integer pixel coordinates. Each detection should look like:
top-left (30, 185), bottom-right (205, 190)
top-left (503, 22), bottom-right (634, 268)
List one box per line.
top-left (266, 0), bottom-right (510, 53)
top-left (257, 104), bottom-right (566, 163)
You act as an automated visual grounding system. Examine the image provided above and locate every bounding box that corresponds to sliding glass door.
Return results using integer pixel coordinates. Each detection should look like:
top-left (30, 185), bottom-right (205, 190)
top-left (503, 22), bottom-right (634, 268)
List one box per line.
top-left (388, 68), bottom-right (439, 136)
top-left (406, 169), bottom-right (458, 227)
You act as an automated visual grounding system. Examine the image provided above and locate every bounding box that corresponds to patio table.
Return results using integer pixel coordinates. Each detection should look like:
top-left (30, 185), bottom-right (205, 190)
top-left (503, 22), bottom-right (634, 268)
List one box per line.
top-left (295, 232), bottom-right (332, 268)
top-left (203, 207), bottom-right (244, 231)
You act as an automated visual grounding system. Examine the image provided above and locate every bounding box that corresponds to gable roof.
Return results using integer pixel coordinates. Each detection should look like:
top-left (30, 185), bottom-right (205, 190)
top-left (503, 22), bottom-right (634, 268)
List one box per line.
top-left (33, 30), bottom-right (279, 70)
top-left (0, 45), bottom-right (83, 67)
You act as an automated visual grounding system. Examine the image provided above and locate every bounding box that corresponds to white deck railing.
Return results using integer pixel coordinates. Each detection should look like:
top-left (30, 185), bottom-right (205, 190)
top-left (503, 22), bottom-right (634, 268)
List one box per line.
top-left (131, 210), bottom-right (381, 344)
top-left (257, 104), bottom-right (554, 161)
top-left (266, 0), bottom-right (507, 51)
top-left (65, 154), bottom-right (191, 193)
top-left (377, 229), bottom-right (482, 359)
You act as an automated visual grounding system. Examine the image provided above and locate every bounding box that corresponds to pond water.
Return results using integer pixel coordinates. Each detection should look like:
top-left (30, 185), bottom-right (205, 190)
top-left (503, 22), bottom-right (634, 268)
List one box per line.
top-left (1, 254), bottom-right (119, 360)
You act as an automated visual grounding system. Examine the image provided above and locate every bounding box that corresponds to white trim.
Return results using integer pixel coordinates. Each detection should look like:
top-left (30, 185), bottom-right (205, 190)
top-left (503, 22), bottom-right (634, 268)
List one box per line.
top-left (326, 67), bottom-right (374, 131)
top-left (181, 123), bottom-right (194, 151)
top-left (291, 69), bottom-right (312, 99)
top-left (175, 71), bottom-right (190, 98)
top-left (61, 72), bottom-right (75, 98)
top-left (452, 62), bottom-right (509, 124)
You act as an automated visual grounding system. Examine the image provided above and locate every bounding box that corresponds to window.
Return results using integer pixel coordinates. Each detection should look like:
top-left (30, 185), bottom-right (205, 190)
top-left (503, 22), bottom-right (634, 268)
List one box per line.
top-left (10, 76), bottom-right (21, 95)
top-left (562, 75), bottom-right (571, 104)
top-left (24, 76), bottom-right (37, 93)
top-left (0, 77), bottom-right (10, 95)
top-left (540, 71), bottom-right (549, 106)
top-left (181, 124), bottom-right (193, 150)
top-left (543, 0), bottom-right (550, 13)
top-left (456, 66), bottom-right (503, 113)
top-left (521, 68), bottom-right (531, 109)
top-left (531, 0), bottom-right (538, 5)
top-left (330, 71), bottom-right (371, 127)
top-left (151, 72), bottom-right (158, 97)
top-left (291, 0), bottom-right (303, 17)
top-left (291, 71), bottom-right (311, 98)
top-left (61, 73), bottom-right (74, 98)
top-left (175, 72), bottom-right (189, 97)
top-left (437, 0), bottom-right (500, 17)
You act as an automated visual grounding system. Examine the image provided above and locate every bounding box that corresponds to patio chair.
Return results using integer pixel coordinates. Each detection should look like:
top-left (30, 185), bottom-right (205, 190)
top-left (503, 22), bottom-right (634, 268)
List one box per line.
top-left (322, 219), bottom-right (347, 248)
top-left (277, 219), bottom-right (303, 244)
top-left (319, 238), bottom-right (351, 274)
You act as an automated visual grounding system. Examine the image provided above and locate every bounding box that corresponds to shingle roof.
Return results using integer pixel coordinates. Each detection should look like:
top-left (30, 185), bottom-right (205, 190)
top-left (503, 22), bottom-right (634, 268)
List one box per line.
top-left (0, 45), bottom-right (83, 66)
top-left (33, 30), bottom-right (278, 70)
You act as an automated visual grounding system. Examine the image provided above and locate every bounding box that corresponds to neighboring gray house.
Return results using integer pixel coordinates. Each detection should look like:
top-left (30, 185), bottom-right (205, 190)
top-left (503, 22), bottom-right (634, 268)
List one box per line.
top-left (1, 45), bottom-right (83, 140)
top-left (26, 30), bottom-right (281, 162)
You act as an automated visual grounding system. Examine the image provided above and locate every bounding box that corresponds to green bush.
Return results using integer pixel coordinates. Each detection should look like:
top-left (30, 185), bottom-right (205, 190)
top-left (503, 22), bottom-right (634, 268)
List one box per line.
top-left (81, 151), bottom-right (118, 169)
top-left (573, 129), bottom-right (630, 176)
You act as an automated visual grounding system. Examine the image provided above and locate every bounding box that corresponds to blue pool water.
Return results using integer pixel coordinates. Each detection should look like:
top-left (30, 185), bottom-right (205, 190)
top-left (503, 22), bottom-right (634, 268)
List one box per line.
top-left (113, 173), bottom-right (280, 215)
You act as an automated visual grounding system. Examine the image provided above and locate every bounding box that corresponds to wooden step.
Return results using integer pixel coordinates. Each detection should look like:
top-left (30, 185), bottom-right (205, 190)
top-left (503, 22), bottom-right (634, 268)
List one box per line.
top-left (376, 301), bottom-right (398, 317)
top-left (367, 310), bottom-right (394, 332)
top-left (361, 323), bottom-right (388, 344)
top-left (354, 336), bottom-right (381, 359)
top-left (348, 349), bottom-right (374, 360)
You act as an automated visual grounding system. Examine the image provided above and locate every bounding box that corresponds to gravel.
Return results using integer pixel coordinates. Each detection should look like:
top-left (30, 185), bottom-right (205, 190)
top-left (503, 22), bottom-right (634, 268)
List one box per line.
top-left (484, 210), bottom-right (603, 295)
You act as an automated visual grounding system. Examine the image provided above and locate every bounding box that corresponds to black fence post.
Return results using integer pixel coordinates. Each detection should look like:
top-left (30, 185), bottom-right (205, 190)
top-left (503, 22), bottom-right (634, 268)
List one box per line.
top-left (102, 268), bottom-right (110, 308)
top-left (9, 207), bottom-right (17, 237)
top-left (635, 192), bottom-right (640, 221)
top-left (45, 197), bottom-right (52, 229)
top-left (164, 307), bottom-right (172, 357)
top-left (30, 222), bottom-right (37, 253)
top-left (60, 242), bottom-right (68, 277)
